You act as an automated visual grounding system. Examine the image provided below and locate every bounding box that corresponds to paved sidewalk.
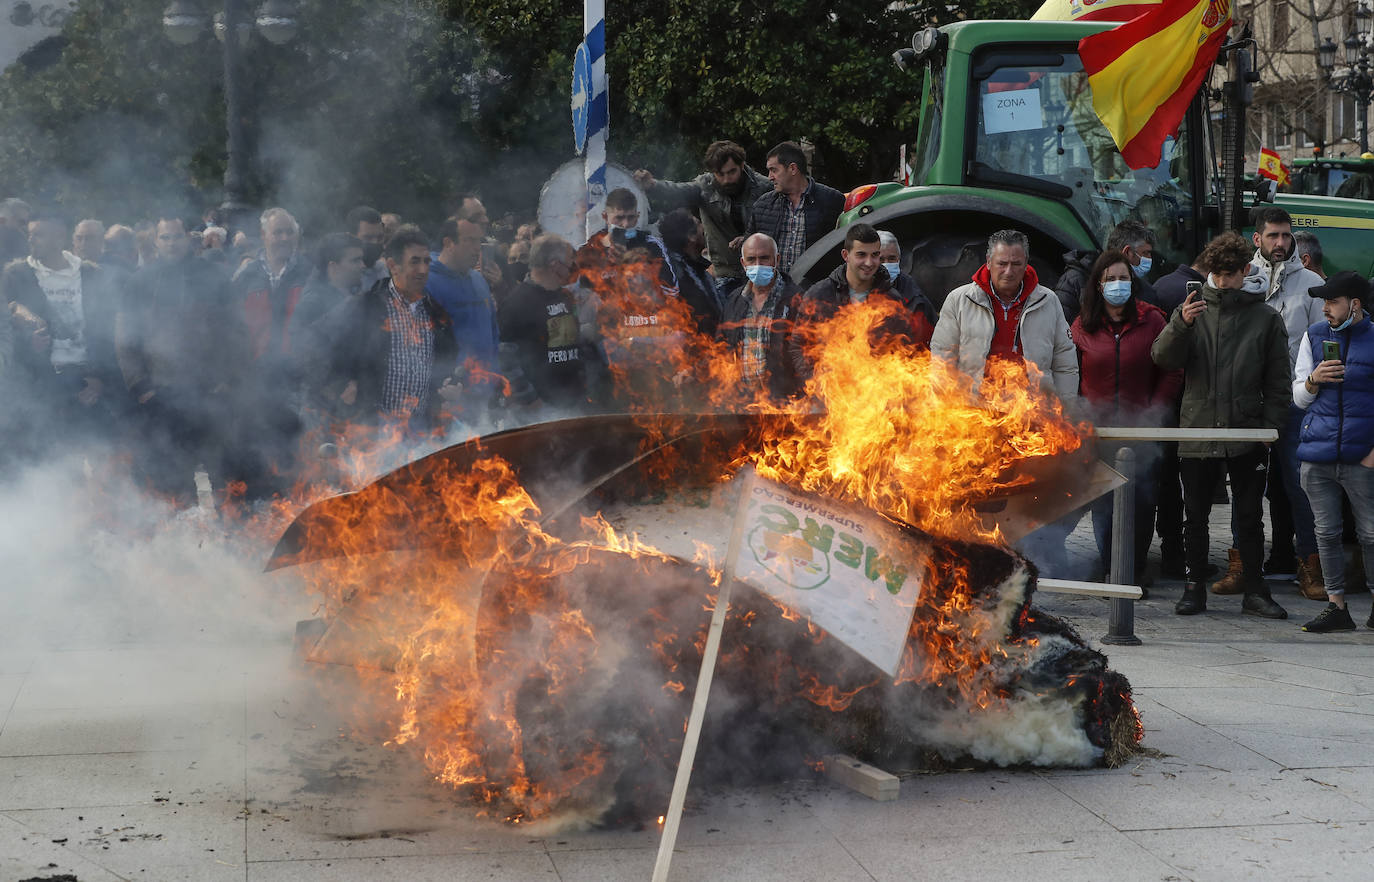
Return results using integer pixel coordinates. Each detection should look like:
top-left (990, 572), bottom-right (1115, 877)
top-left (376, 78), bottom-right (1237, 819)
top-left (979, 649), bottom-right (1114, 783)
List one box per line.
top-left (3, 500), bottom-right (1374, 881)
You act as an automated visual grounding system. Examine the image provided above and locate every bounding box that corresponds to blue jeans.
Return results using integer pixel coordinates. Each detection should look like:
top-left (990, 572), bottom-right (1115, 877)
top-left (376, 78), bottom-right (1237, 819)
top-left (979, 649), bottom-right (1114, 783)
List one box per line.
top-left (1299, 461), bottom-right (1374, 596)
top-left (1270, 406), bottom-right (1317, 557)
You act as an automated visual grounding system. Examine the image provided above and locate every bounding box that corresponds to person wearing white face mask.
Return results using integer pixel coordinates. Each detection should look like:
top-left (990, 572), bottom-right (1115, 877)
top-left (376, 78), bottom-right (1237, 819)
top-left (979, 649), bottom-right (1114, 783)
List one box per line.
top-left (1152, 231), bottom-right (1293, 620)
top-left (717, 233), bottom-right (801, 401)
top-left (1070, 250), bottom-right (1183, 587)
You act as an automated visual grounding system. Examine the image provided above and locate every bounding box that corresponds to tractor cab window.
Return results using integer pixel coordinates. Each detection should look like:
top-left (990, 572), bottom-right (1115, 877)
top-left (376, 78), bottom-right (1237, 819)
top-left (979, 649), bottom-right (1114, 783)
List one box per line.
top-left (968, 49), bottom-right (1195, 266)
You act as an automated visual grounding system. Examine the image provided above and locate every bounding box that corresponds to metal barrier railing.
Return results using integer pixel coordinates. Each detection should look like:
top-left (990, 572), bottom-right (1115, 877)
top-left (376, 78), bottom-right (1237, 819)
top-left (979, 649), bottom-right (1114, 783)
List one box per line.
top-left (1090, 427), bottom-right (1279, 646)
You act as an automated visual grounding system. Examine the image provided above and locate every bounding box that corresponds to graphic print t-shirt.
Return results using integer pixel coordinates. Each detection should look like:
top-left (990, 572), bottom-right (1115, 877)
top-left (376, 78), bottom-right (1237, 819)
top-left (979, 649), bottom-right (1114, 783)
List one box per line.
top-left (499, 281), bottom-right (588, 403)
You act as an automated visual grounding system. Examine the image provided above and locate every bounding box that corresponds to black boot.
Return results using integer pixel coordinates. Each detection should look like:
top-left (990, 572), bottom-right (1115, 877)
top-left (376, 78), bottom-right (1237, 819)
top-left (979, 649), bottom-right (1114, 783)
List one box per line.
top-left (1175, 581), bottom-right (1207, 615)
top-left (1242, 586), bottom-right (1288, 620)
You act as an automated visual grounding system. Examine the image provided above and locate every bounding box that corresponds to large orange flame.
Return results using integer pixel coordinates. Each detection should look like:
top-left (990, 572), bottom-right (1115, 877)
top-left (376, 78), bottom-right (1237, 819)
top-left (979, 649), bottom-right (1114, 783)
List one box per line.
top-left (274, 270), bottom-right (1103, 821)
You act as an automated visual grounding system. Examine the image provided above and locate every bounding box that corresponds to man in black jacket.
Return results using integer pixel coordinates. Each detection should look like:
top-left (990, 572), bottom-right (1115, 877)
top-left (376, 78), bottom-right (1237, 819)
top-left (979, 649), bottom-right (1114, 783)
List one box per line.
top-left (308, 225), bottom-right (460, 435)
top-left (747, 141), bottom-right (844, 283)
top-left (116, 214), bottom-right (244, 502)
top-left (789, 223), bottom-right (933, 384)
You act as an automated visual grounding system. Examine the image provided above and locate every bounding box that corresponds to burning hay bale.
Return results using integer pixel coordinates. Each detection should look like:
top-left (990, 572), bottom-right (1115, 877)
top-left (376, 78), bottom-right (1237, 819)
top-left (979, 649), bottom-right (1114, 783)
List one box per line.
top-left (265, 298), bottom-right (1145, 827)
top-left (268, 409), bottom-right (1142, 827)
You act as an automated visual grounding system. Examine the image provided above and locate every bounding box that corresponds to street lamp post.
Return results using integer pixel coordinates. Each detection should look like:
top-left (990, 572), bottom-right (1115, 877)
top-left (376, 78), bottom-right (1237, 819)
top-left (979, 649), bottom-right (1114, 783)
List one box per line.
top-left (1318, 3), bottom-right (1374, 154)
top-left (163, 0), bottom-right (299, 223)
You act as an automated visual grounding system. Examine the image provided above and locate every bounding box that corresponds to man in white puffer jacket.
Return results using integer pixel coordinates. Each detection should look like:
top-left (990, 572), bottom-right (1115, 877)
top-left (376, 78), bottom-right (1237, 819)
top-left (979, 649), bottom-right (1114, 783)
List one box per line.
top-left (930, 228), bottom-right (1080, 405)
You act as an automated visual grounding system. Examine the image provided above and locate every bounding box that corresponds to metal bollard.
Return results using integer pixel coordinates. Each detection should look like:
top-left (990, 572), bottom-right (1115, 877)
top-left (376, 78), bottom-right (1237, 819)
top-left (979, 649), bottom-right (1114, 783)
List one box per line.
top-left (1102, 446), bottom-right (1143, 646)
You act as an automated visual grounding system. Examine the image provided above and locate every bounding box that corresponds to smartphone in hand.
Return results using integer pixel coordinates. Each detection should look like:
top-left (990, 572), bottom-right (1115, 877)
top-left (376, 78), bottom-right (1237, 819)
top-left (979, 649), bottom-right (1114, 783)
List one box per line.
top-left (1323, 339), bottom-right (1342, 363)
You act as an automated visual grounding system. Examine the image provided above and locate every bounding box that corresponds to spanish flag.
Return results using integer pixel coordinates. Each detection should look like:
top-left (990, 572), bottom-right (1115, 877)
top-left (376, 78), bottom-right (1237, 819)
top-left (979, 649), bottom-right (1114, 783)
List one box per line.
top-left (1077, 0), bottom-right (1233, 169)
top-left (1032, 0), bottom-right (1161, 22)
top-left (1257, 148), bottom-right (1291, 188)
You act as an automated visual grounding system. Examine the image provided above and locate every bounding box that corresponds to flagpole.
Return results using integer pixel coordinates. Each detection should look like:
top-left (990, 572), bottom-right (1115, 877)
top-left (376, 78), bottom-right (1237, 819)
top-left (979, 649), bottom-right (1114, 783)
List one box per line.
top-left (584, 0), bottom-right (607, 242)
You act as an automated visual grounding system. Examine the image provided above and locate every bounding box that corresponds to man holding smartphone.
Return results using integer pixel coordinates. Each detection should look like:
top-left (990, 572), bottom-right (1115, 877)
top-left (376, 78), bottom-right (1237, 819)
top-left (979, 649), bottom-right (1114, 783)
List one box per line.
top-left (575, 188), bottom-right (681, 400)
top-left (1292, 271), bottom-right (1374, 632)
top-left (1152, 231), bottom-right (1292, 619)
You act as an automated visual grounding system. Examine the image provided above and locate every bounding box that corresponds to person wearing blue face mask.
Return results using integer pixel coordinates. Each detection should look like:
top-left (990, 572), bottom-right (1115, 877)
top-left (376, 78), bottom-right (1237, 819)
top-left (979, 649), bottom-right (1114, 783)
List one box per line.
top-left (1292, 270), bottom-right (1374, 632)
top-left (1071, 250), bottom-right (1183, 588)
top-left (1053, 220), bottom-right (1163, 324)
top-left (876, 230), bottom-right (938, 329)
top-left (717, 233), bottom-right (801, 401)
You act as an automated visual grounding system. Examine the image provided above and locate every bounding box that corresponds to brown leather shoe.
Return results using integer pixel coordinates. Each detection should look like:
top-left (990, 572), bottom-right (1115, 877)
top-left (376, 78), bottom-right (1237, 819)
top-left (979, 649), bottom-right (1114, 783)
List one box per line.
top-left (1298, 553), bottom-right (1327, 601)
top-left (1210, 548), bottom-right (1245, 595)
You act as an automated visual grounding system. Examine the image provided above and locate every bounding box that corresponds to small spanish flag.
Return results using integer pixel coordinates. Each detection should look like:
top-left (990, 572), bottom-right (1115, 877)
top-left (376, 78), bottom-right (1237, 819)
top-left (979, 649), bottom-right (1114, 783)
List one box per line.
top-left (1257, 148), bottom-right (1291, 187)
top-left (1032, 0), bottom-right (1160, 22)
top-left (1077, 0), bottom-right (1234, 170)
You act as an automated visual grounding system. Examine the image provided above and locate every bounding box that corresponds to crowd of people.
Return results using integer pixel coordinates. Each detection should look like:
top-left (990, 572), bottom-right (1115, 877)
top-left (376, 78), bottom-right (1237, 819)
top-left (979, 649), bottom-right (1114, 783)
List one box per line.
top-left (2, 138), bottom-right (1372, 634)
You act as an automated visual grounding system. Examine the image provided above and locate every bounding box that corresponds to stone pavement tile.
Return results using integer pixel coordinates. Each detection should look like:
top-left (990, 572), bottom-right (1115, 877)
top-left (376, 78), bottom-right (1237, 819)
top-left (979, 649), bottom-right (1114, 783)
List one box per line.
top-left (1207, 660), bottom-right (1374, 695)
top-left (0, 749), bottom-right (244, 811)
top-left (247, 798), bottom-right (545, 863)
top-left (806, 771), bottom-right (1110, 842)
top-left (1102, 653), bottom-right (1273, 690)
top-left (1284, 766), bottom-right (1374, 814)
top-left (1228, 643), bottom-right (1374, 679)
top-left (16, 642), bottom-right (281, 708)
top-left (0, 652), bottom-right (35, 676)
top-left (551, 839), bottom-right (872, 882)
top-left (248, 850), bottom-right (561, 880)
top-left (1210, 725), bottom-right (1374, 770)
top-left (0, 701), bottom-right (244, 757)
top-left (1116, 695), bottom-right (1282, 772)
top-left (668, 781), bottom-right (831, 848)
top-left (846, 829), bottom-right (1184, 882)
top-left (4, 799), bottom-right (245, 880)
top-left (1127, 820), bottom-right (1374, 881)
top-left (0, 674), bottom-right (24, 732)
top-left (1043, 766), bottom-right (1369, 831)
top-left (1143, 684), bottom-right (1374, 727)
top-left (15, 646), bottom-right (265, 710)
top-left (0, 812), bottom-right (127, 882)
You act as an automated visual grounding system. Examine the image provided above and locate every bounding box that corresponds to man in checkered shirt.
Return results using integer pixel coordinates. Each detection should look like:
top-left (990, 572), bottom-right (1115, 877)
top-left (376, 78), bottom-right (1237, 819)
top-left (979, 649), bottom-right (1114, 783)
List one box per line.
top-left (717, 233), bottom-right (802, 402)
top-left (306, 225), bottom-right (460, 434)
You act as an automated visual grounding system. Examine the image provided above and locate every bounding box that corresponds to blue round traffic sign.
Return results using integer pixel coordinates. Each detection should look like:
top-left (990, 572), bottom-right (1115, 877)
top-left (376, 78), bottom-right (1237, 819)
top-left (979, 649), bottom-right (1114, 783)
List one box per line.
top-left (571, 42), bottom-right (592, 155)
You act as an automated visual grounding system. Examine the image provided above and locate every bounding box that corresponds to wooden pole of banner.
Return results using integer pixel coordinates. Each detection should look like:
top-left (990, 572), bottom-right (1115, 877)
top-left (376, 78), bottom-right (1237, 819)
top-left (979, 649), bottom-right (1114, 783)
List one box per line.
top-left (650, 473), bottom-right (753, 882)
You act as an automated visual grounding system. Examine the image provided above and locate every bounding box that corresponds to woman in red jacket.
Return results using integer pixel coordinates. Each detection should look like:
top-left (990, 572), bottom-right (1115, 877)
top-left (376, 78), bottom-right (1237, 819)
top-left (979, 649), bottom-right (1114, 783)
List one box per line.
top-left (1072, 250), bottom-right (1184, 587)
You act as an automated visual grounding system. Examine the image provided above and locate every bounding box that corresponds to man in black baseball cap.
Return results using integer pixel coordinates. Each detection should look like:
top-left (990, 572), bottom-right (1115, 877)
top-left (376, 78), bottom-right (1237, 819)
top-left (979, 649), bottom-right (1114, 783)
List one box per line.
top-left (1293, 269), bottom-right (1374, 631)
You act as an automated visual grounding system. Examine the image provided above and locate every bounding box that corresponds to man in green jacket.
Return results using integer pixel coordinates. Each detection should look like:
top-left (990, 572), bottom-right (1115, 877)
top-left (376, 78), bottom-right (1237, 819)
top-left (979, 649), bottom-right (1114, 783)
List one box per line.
top-left (1151, 231), bottom-right (1292, 619)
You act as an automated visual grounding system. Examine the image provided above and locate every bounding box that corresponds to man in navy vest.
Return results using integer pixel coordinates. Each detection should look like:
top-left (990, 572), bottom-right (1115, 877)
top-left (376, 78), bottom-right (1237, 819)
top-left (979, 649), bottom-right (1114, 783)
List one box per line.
top-left (1293, 270), bottom-right (1374, 632)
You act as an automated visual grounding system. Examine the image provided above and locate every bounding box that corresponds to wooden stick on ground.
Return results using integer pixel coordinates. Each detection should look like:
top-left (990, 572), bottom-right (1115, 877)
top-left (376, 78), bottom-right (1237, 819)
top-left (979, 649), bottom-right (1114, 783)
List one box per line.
top-left (650, 471), bottom-right (754, 882)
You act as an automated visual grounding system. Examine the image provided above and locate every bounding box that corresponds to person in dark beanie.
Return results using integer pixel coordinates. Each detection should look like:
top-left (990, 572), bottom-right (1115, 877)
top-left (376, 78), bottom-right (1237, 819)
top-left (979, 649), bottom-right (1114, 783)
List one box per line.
top-left (1292, 271), bottom-right (1374, 632)
top-left (1151, 231), bottom-right (1292, 619)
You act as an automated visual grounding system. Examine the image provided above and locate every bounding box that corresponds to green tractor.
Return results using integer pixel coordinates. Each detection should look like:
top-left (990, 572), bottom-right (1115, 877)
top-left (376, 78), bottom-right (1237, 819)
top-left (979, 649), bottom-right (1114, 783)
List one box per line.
top-left (1290, 155), bottom-right (1374, 200)
top-left (791, 20), bottom-right (1374, 305)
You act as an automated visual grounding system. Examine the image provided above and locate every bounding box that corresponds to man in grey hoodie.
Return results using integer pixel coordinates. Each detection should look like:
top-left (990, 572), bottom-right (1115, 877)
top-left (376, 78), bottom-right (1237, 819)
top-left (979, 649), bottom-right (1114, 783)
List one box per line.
top-left (1245, 207), bottom-right (1326, 599)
